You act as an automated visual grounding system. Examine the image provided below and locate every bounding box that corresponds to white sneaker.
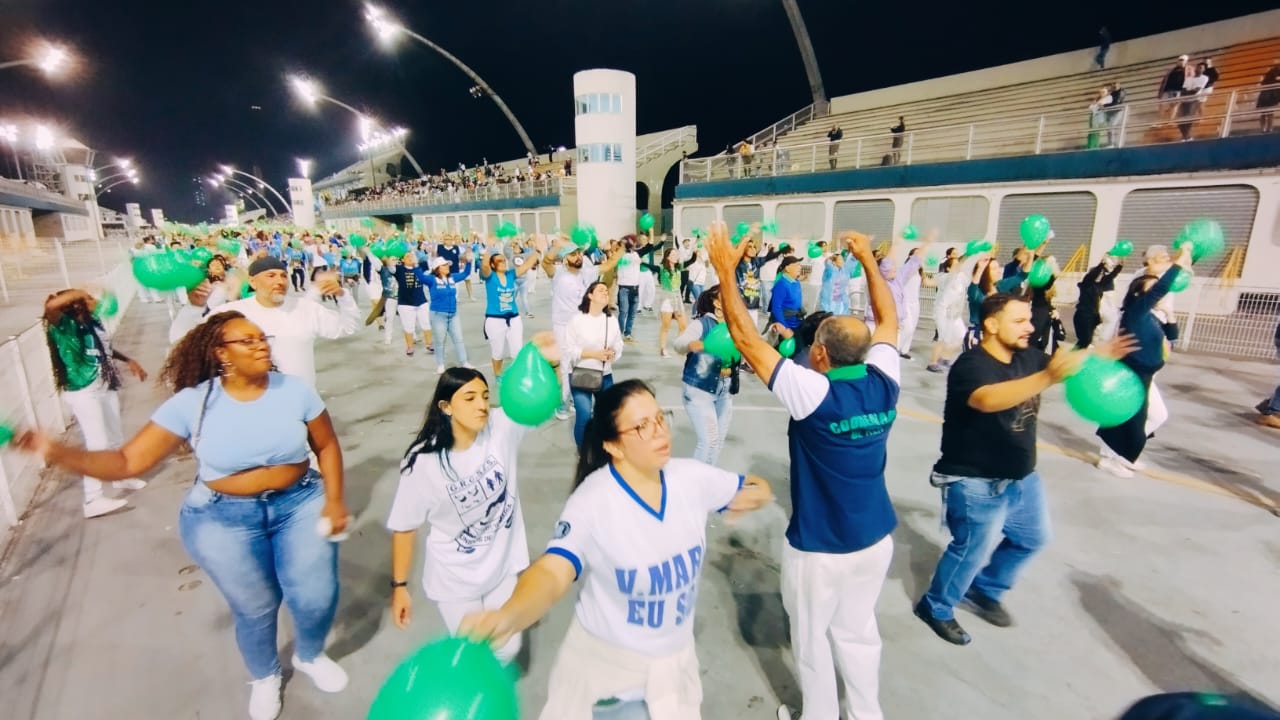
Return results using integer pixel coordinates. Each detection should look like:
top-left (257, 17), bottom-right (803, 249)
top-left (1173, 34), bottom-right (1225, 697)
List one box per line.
top-left (83, 496), bottom-right (128, 519)
top-left (777, 705), bottom-right (794, 720)
top-left (1096, 456), bottom-right (1134, 478)
top-left (248, 674), bottom-right (282, 720)
top-left (554, 407), bottom-right (571, 421)
top-left (1128, 458), bottom-right (1148, 471)
top-left (292, 653), bottom-right (348, 693)
top-left (113, 479), bottom-right (147, 491)
top-left (436, 365), bottom-right (446, 375)
top-left (462, 362), bottom-right (476, 369)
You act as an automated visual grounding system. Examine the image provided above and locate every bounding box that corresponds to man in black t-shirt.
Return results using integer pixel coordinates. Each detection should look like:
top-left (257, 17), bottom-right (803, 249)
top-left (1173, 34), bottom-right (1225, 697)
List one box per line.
top-left (913, 293), bottom-right (1129, 645)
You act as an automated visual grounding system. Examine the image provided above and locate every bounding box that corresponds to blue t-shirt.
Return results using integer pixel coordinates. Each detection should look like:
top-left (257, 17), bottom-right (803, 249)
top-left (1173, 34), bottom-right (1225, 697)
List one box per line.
top-left (323, 251), bottom-right (338, 267)
top-left (339, 258), bottom-right (360, 276)
top-left (766, 347), bottom-right (902, 553)
top-left (419, 264), bottom-right (471, 313)
top-left (437, 244), bottom-right (462, 273)
top-left (484, 269), bottom-right (519, 316)
top-left (150, 373), bottom-right (324, 483)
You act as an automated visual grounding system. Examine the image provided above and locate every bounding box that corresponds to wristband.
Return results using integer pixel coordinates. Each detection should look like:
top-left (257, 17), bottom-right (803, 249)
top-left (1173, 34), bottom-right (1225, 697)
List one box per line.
top-left (390, 580), bottom-right (408, 589)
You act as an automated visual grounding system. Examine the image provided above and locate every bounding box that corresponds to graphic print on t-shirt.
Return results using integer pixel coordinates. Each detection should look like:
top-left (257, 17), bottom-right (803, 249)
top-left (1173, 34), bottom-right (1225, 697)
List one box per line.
top-left (1011, 396), bottom-right (1040, 433)
top-left (614, 543), bottom-right (704, 629)
top-left (445, 455), bottom-right (516, 553)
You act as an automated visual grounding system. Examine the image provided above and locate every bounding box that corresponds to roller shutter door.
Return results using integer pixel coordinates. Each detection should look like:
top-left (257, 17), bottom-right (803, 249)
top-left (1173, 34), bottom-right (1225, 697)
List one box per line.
top-left (1117, 186), bottom-right (1257, 276)
top-left (680, 206), bottom-right (715, 235)
top-left (833, 199), bottom-right (895, 241)
top-left (776, 202), bottom-right (825, 241)
top-left (996, 192), bottom-right (1097, 260)
top-left (723, 203), bottom-right (764, 229)
top-left (910, 196), bottom-right (989, 247)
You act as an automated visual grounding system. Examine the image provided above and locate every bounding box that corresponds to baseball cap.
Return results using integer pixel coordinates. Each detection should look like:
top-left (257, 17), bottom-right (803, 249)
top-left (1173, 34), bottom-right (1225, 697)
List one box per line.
top-left (247, 257), bottom-right (287, 276)
top-left (429, 257), bottom-right (450, 271)
top-left (778, 256), bottom-right (802, 274)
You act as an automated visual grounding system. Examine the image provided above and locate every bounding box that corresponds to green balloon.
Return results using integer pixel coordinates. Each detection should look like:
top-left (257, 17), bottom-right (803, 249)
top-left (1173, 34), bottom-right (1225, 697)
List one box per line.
top-left (93, 292), bottom-right (119, 319)
top-left (217, 237), bottom-right (241, 255)
top-left (350, 234), bottom-right (369, 248)
top-left (0, 423), bottom-right (12, 447)
top-left (807, 242), bottom-right (823, 259)
top-left (499, 343), bottom-right (560, 425)
top-left (778, 337), bottom-right (796, 358)
top-left (1064, 356), bottom-right (1146, 428)
top-left (1027, 258), bottom-right (1054, 288)
top-left (702, 322), bottom-right (740, 363)
top-left (241, 280), bottom-right (255, 297)
top-left (638, 212), bottom-right (655, 232)
top-left (1174, 218), bottom-right (1225, 263)
top-left (735, 222), bottom-right (751, 237)
top-left (387, 239), bottom-right (410, 257)
top-left (849, 260), bottom-right (863, 278)
top-left (964, 238), bottom-right (993, 256)
top-left (291, 239), bottom-right (304, 250)
top-left (617, 257), bottom-right (631, 267)
top-left (368, 637), bottom-right (517, 720)
top-left (496, 221), bottom-right (520, 238)
top-left (191, 247), bottom-right (214, 263)
top-left (901, 224), bottom-right (919, 240)
top-left (759, 221), bottom-right (779, 236)
top-left (360, 217), bottom-right (375, 229)
top-left (924, 254), bottom-right (940, 270)
top-left (570, 224), bottom-right (595, 249)
top-left (1019, 214), bottom-right (1052, 250)
top-left (1109, 239), bottom-right (1134, 258)
top-left (1170, 266), bottom-right (1192, 293)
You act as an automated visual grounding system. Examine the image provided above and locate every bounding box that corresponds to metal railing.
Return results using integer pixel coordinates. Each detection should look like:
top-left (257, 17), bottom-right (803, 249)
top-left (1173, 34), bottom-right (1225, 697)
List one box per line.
top-left (0, 258), bottom-right (138, 528)
top-left (636, 125), bottom-right (697, 166)
top-left (682, 83), bottom-right (1280, 183)
top-left (323, 176), bottom-right (573, 216)
top-left (744, 104), bottom-right (816, 149)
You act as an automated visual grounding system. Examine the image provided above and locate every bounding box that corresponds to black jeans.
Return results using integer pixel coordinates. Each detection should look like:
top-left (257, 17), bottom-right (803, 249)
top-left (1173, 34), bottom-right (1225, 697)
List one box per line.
top-left (1096, 364), bottom-right (1156, 462)
top-left (1073, 311), bottom-right (1100, 349)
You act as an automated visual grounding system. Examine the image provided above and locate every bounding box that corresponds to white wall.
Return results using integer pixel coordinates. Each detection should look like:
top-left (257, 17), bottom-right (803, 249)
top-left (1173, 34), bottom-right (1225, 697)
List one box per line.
top-left (573, 69), bottom-right (637, 241)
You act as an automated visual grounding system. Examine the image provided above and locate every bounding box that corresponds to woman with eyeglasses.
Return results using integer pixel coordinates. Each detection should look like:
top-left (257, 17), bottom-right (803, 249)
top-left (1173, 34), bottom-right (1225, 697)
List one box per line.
top-left (479, 240), bottom-right (542, 382)
top-left (459, 380), bottom-right (774, 719)
top-left (387, 335), bottom-right (560, 665)
top-left (14, 311), bottom-right (352, 720)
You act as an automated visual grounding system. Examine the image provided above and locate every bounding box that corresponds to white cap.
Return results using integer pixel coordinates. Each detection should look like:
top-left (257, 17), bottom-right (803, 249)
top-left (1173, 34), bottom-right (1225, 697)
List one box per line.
top-left (1178, 54), bottom-right (1189, 62)
top-left (429, 257), bottom-right (450, 271)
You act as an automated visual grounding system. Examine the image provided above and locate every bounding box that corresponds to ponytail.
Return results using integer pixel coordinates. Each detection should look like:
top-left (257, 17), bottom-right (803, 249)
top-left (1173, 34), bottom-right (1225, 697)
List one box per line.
top-left (571, 379), bottom-right (655, 491)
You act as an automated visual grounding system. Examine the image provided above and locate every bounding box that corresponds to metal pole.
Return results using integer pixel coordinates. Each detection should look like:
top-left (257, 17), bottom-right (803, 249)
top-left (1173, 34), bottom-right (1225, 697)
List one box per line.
top-left (1221, 90), bottom-right (1237, 138)
top-left (227, 170), bottom-right (290, 213)
top-left (1117, 105), bottom-right (1130, 148)
top-left (966, 125), bottom-right (975, 160)
top-left (320, 95), bottom-right (426, 178)
top-left (54, 239), bottom-right (71, 287)
top-left (1035, 116), bottom-right (1045, 154)
top-left (906, 133), bottom-right (914, 165)
top-left (0, 255), bottom-right (9, 301)
top-left (403, 28), bottom-right (538, 157)
top-left (780, 0), bottom-right (829, 116)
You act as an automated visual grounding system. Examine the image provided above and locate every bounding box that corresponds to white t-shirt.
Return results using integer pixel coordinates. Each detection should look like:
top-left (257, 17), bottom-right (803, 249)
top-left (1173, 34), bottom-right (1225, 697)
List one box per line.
top-left (565, 312), bottom-right (624, 373)
top-left (386, 409), bottom-right (532, 602)
top-left (551, 267), bottom-right (595, 327)
top-left (307, 245), bottom-right (329, 268)
top-left (545, 458), bottom-right (742, 657)
top-left (211, 292), bottom-right (360, 387)
top-left (615, 253), bottom-right (642, 287)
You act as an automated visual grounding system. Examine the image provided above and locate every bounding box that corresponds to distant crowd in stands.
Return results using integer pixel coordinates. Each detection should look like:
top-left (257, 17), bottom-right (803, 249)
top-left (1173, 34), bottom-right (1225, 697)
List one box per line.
top-left (329, 152), bottom-right (573, 207)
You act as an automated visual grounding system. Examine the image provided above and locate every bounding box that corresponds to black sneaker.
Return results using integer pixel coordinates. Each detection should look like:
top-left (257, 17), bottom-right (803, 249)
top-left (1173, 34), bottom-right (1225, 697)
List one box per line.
top-left (1257, 399), bottom-right (1274, 415)
top-left (914, 599), bottom-right (971, 645)
top-left (963, 590), bottom-right (1013, 627)
top-left (899, 352), bottom-right (912, 360)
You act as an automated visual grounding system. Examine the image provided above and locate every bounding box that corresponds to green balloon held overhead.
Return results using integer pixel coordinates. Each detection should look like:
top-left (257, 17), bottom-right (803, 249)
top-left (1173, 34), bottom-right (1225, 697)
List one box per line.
top-left (0, 424), bottom-right (13, 448)
top-left (217, 237), bottom-right (241, 256)
top-left (964, 238), bottom-right (993, 256)
top-left (901, 224), bottom-right (919, 240)
top-left (570, 224), bottom-right (595, 249)
top-left (1173, 218), bottom-right (1226, 262)
top-left (499, 343), bottom-right (560, 426)
top-left (191, 247), bottom-right (214, 263)
top-left (1020, 214), bottom-right (1052, 250)
top-left (350, 234), bottom-right (369, 248)
top-left (1064, 356), bottom-right (1146, 428)
top-left (735, 222), bottom-right (751, 238)
top-left (93, 292), bottom-right (119, 319)
top-left (369, 240), bottom-right (387, 259)
top-left (1109, 239), bottom-right (1134, 258)
top-left (924, 254), bottom-right (940, 271)
top-left (849, 260), bottom-right (863, 278)
top-left (778, 337), bottom-right (796, 358)
top-left (367, 637), bottom-right (517, 720)
top-left (638, 212), bottom-right (655, 232)
top-left (133, 253), bottom-right (201, 291)
top-left (760, 220), bottom-right (779, 236)
top-left (702, 322), bottom-right (740, 363)
top-left (1169, 266), bottom-right (1192, 293)
top-left (387, 238), bottom-right (410, 258)
top-left (690, 228), bottom-right (705, 239)
top-left (496, 221), bottom-right (520, 238)
top-left (1027, 258), bottom-right (1054, 288)
top-left (807, 242), bottom-right (823, 259)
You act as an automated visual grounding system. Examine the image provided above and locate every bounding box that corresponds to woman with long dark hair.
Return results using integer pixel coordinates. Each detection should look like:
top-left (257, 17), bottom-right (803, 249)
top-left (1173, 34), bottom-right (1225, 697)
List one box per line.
top-left (458, 381), bottom-right (773, 718)
top-left (673, 285), bottom-right (740, 465)
top-left (17, 311), bottom-right (352, 720)
top-left (563, 282), bottom-right (624, 446)
top-left (643, 248), bottom-right (695, 357)
top-left (387, 334), bottom-right (560, 664)
top-left (41, 288), bottom-right (149, 518)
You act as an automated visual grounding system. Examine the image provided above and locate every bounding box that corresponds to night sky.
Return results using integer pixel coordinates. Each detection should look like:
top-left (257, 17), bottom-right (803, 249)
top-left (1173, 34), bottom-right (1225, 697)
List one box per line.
top-left (2, 0), bottom-right (1274, 220)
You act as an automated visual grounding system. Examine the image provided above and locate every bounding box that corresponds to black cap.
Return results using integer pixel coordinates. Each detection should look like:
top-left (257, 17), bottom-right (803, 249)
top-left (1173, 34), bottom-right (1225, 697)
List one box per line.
top-left (247, 257), bottom-right (287, 276)
top-left (778, 256), bottom-right (803, 274)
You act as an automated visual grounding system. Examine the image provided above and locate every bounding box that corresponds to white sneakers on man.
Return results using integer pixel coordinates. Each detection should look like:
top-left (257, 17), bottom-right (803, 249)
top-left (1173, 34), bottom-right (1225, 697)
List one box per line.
top-left (82, 496), bottom-right (128, 518)
top-left (113, 479), bottom-right (147, 491)
top-left (1096, 454), bottom-right (1135, 478)
top-left (291, 653), bottom-right (349, 692)
top-left (248, 674), bottom-right (282, 720)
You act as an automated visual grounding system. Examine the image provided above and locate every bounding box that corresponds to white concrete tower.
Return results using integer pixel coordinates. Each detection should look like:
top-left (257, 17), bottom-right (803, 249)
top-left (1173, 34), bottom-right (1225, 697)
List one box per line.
top-left (572, 69), bottom-right (636, 242)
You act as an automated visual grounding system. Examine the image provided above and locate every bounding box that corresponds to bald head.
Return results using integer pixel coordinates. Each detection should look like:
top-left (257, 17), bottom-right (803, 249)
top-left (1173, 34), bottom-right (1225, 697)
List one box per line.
top-left (814, 316), bottom-right (872, 368)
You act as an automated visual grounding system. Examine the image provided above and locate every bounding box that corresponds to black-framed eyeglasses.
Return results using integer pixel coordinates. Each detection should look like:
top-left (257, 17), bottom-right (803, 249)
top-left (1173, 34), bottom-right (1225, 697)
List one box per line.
top-left (220, 335), bottom-right (273, 348)
top-left (620, 410), bottom-right (673, 441)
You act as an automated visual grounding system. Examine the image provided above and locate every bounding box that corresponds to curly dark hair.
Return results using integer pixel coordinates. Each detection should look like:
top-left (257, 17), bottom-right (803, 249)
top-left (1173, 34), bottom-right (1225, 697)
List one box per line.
top-left (42, 290), bottom-right (122, 393)
top-left (158, 311), bottom-right (245, 392)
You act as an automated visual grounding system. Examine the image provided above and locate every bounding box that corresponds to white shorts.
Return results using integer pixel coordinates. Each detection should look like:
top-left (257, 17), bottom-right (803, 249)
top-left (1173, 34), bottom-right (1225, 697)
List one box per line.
top-left (435, 573), bottom-right (522, 663)
top-left (485, 315), bottom-right (524, 360)
top-left (657, 290), bottom-right (684, 315)
top-left (397, 303), bottom-right (431, 334)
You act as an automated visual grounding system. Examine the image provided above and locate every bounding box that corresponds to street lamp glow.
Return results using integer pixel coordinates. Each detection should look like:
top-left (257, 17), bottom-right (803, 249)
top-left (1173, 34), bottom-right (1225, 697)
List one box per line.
top-left (219, 164), bottom-right (234, 174)
top-left (36, 43), bottom-right (70, 77)
top-left (34, 125), bottom-right (54, 151)
top-left (116, 157), bottom-right (132, 169)
top-left (0, 123), bottom-right (17, 143)
top-left (288, 75), bottom-right (321, 106)
top-left (297, 158), bottom-right (312, 177)
top-left (364, 4), bottom-right (403, 45)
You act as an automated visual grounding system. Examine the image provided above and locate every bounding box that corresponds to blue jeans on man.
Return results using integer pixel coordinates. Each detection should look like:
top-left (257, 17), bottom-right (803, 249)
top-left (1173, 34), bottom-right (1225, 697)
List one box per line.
top-left (920, 472), bottom-right (1050, 621)
top-left (618, 285), bottom-right (639, 337)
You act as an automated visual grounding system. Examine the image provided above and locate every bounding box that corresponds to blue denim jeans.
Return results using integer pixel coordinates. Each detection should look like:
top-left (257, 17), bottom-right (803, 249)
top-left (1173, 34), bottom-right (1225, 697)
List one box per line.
top-left (571, 374), bottom-right (613, 447)
top-left (921, 472), bottom-right (1050, 620)
top-left (618, 285), bottom-right (639, 337)
top-left (682, 379), bottom-right (734, 466)
top-left (430, 310), bottom-right (469, 365)
top-left (178, 471), bottom-right (339, 679)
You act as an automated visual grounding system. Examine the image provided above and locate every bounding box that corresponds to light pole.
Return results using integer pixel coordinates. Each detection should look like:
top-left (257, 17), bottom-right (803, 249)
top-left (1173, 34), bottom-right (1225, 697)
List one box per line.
top-left (216, 165), bottom-right (291, 214)
top-left (364, 4), bottom-right (538, 158)
top-left (94, 169), bottom-right (139, 188)
top-left (210, 175), bottom-right (284, 215)
top-left (97, 178), bottom-right (140, 195)
top-left (1, 122), bottom-right (20, 179)
top-left (780, 0), bottom-right (828, 116)
top-left (0, 41), bottom-right (73, 79)
top-left (288, 74), bottom-right (426, 180)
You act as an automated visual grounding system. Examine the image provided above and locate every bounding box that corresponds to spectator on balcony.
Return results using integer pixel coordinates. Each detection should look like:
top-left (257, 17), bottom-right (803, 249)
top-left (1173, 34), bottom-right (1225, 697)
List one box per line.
top-left (890, 116), bottom-right (907, 164)
top-left (1256, 60), bottom-right (1280, 134)
top-left (827, 126), bottom-right (843, 169)
top-left (1177, 63), bottom-right (1210, 142)
top-left (1202, 58), bottom-right (1219, 91)
top-left (1095, 26), bottom-right (1112, 69)
top-left (1158, 55), bottom-right (1189, 124)
top-left (736, 140), bottom-right (755, 177)
top-left (1088, 86), bottom-right (1115, 149)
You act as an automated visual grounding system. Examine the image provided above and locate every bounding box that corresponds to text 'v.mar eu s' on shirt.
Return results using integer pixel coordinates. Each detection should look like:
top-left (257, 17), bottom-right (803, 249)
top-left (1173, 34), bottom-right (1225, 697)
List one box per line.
top-left (766, 343), bottom-right (901, 554)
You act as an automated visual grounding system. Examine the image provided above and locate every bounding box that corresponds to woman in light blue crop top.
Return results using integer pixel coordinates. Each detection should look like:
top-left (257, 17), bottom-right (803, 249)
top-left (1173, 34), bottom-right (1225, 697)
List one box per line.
top-left (13, 311), bottom-right (352, 720)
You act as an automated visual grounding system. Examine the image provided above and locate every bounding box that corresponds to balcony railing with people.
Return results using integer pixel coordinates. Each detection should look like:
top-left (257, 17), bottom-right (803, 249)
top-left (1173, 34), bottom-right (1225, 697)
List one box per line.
top-left (322, 176), bottom-right (573, 216)
top-left (681, 83), bottom-right (1280, 183)
top-left (635, 125), bottom-right (698, 166)
top-left (744, 104), bottom-right (816, 150)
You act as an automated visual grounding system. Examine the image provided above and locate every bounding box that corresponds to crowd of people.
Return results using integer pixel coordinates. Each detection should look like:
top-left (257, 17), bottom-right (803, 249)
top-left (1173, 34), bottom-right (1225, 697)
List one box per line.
top-left (327, 154), bottom-right (572, 207)
top-left (12, 219), bottom-right (1278, 720)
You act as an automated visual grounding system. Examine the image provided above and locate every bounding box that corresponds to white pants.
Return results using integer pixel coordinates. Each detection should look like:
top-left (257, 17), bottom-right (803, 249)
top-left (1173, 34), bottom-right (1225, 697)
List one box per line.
top-left (782, 535), bottom-right (893, 720)
top-left (397, 302), bottom-right (430, 334)
top-left (899, 301), bottom-right (921, 353)
top-left (435, 573), bottom-right (522, 662)
top-left (62, 383), bottom-right (132, 503)
top-left (552, 322), bottom-right (571, 403)
top-left (1145, 381), bottom-right (1168, 436)
top-left (639, 272), bottom-right (656, 309)
top-left (382, 299), bottom-right (399, 343)
top-left (485, 316), bottom-right (524, 361)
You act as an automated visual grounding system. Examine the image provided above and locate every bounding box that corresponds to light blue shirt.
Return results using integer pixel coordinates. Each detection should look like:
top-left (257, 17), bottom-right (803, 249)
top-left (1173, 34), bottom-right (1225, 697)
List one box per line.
top-left (485, 269), bottom-right (519, 315)
top-left (150, 373), bottom-right (325, 483)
